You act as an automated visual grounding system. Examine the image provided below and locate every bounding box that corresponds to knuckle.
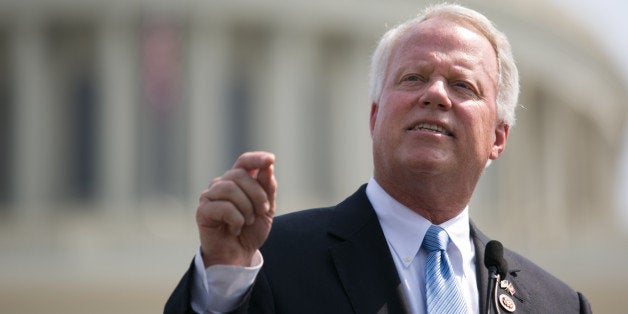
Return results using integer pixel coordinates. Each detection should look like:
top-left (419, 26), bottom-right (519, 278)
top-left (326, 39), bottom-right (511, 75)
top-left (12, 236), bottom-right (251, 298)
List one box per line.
top-left (250, 188), bottom-right (267, 203)
top-left (198, 188), bottom-right (211, 201)
top-left (197, 200), bottom-right (235, 222)
top-left (209, 177), bottom-right (221, 187)
top-left (196, 199), bottom-right (214, 217)
top-left (208, 180), bottom-right (239, 199)
top-left (227, 168), bottom-right (249, 180)
top-left (236, 153), bottom-right (248, 163)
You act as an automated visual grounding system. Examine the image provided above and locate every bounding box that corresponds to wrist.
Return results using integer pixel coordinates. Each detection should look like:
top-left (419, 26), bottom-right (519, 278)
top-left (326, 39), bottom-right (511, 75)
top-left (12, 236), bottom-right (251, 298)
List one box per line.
top-left (201, 248), bottom-right (255, 268)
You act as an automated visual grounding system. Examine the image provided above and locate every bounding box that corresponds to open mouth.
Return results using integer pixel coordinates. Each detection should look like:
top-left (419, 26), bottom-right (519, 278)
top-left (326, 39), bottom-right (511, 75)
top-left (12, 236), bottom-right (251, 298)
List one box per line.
top-left (407, 122), bottom-right (452, 136)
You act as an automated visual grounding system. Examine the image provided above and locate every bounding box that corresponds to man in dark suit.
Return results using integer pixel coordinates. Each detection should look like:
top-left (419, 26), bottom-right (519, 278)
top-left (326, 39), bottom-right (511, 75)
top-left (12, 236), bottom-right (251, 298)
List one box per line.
top-left (166, 4), bottom-right (591, 313)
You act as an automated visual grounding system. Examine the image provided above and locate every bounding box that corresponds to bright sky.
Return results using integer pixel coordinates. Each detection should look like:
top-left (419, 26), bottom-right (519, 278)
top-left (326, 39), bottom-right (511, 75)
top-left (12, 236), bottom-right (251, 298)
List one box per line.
top-left (548, 0), bottom-right (628, 228)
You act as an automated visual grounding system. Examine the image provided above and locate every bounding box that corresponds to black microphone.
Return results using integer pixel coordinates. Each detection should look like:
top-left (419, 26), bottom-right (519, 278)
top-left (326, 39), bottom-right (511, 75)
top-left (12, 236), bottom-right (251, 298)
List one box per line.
top-left (484, 240), bottom-right (507, 278)
top-left (484, 240), bottom-right (508, 314)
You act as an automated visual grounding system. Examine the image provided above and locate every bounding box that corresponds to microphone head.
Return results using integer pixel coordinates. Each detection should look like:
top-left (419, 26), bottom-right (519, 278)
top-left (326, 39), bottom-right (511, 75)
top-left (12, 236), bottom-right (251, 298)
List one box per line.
top-left (484, 240), bottom-right (508, 278)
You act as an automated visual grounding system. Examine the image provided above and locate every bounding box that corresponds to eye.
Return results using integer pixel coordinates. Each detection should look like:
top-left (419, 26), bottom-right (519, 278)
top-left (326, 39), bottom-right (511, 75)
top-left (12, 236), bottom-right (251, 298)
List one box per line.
top-left (401, 74), bottom-right (423, 82)
top-left (452, 80), bottom-right (481, 97)
top-left (453, 81), bottom-right (473, 90)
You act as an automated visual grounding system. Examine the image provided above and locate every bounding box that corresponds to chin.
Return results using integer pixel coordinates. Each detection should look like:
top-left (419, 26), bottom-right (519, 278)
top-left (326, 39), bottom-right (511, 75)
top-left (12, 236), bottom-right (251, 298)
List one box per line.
top-left (402, 156), bottom-right (449, 174)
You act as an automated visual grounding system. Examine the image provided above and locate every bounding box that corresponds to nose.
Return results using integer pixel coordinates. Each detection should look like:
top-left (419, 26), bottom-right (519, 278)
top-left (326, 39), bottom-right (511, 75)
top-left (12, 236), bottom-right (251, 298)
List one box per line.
top-left (419, 80), bottom-right (452, 110)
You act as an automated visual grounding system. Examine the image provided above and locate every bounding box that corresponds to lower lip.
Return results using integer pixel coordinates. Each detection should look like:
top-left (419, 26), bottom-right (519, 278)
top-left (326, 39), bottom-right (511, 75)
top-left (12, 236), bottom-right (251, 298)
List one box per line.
top-left (406, 129), bottom-right (451, 137)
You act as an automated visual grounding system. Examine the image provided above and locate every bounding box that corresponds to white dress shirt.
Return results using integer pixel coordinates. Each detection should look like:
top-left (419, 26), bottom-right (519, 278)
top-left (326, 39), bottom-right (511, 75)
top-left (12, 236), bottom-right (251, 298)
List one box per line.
top-left (191, 178), bottom-right (479, 313)
top-left (191, 248), bottom-right (262, 313)
top-left (366, 178), bottom-right (479, 314)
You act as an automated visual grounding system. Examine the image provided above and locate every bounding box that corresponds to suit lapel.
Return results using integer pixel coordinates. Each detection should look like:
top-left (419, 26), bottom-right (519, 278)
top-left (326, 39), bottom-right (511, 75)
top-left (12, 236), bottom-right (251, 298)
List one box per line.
top-left (470, 222), bottom-right (490, 313)
top-left (328, 186), bottom-right (409, 314)
top-left (471, 222), bottom-right (529, 313)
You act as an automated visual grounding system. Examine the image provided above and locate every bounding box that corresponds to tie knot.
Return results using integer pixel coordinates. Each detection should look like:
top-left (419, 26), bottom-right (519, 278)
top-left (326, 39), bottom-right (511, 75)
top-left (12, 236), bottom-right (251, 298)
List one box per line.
top-left (422, 225), bottom-right (449, 252)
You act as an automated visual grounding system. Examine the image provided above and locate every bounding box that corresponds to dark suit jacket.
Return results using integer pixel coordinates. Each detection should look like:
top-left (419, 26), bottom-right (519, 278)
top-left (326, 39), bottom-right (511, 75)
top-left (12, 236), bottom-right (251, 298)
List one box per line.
top-left (165, 185), bottom-right (591, 313)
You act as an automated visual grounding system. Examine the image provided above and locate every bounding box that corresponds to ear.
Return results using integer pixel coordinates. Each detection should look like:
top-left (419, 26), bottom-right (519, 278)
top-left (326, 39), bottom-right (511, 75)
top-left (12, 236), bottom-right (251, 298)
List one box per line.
top-left (489, 122), bottom-right (509, 160)
top-left (370, 103), bottom-right (379, 137)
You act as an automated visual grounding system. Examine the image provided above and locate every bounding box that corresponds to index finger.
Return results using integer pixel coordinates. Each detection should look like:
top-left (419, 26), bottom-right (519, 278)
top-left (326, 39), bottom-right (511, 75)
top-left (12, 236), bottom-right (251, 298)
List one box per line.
top-left (233, 151), bottom-right (275, 174)
top-left (256, 164), bottom-right (276, 207)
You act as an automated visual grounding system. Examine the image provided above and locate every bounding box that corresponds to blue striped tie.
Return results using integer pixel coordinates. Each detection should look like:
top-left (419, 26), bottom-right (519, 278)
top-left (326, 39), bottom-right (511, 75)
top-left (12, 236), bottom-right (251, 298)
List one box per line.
top-left (423, 225), bottom-right (467, 313)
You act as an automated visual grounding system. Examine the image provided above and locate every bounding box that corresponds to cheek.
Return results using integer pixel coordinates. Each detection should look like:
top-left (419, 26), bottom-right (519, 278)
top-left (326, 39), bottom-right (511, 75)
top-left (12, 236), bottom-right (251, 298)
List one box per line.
top-left (372, 104), bottom-right (401, 143)
top-left (378, 93), bottom-right (415, 118)
top-left (459, 105), bottom-right (497, 142)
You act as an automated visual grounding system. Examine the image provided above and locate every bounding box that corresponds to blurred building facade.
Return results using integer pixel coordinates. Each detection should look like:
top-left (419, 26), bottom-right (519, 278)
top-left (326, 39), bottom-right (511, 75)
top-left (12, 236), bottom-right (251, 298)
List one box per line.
top-left (0, 0), bottom-right (626, 313)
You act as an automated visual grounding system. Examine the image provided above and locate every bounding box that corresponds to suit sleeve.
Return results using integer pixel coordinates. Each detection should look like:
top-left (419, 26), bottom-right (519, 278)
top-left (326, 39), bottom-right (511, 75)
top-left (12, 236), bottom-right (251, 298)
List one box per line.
top-left (228, 268), bottom-right (275, 314)
top-left (164, 260), bottom-right (196, 314)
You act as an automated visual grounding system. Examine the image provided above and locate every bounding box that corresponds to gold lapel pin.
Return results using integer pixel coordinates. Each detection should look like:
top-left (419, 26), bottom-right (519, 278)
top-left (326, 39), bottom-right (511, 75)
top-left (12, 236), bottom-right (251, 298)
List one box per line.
top-left (499, 294), bottom-right (516, 312)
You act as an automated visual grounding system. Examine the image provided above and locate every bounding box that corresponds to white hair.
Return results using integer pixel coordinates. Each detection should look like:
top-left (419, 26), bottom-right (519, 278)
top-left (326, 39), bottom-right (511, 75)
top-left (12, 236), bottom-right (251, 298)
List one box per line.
top-left (369, 4), bottom-right (519, 127)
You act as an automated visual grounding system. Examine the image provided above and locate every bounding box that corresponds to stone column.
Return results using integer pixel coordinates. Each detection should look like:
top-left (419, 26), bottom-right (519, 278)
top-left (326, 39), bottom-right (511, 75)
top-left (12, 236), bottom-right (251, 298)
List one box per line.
top-left (10, 14), bottom-right (54, 217)
top-left (326, 38), bottom-right (373, 201)
top-left (541, 96), bottom-right (569, 246)
top-left (96, 13), bottom-right (138, 214)
top-left (186, 16), bottom-right (231, 205)
top-left (254, 28), bottom-right (319, 211)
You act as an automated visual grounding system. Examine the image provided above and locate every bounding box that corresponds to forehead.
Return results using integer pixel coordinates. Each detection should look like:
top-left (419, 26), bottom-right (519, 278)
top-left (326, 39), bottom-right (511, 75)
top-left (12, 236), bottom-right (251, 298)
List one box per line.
top-left (391, 18), bottom-right (498, 75)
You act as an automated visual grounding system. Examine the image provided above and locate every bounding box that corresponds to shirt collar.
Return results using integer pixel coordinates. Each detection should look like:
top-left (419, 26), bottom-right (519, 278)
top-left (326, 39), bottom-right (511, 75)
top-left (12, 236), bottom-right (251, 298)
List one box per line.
top-left (366, 177), bottom-right (472, 268)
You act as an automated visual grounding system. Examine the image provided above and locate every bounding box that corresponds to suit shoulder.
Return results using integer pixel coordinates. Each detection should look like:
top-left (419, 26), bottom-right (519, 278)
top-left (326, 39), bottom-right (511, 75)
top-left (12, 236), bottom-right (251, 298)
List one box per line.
top-left (268, 185), bottom-right (371, 239)
top-left (261, 206), bottom-right (336, 253)
top-left (503, 248), bottom-right (564, 283)
top-left (503, 247), bottom-right (588, 311)
top-left (272, 206), bottom-right (335, 233)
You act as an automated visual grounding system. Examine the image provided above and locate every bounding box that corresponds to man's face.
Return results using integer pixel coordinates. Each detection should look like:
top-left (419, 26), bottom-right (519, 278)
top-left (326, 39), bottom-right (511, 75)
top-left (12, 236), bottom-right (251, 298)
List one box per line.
top-left (370, 18), bottom-right (508, 188)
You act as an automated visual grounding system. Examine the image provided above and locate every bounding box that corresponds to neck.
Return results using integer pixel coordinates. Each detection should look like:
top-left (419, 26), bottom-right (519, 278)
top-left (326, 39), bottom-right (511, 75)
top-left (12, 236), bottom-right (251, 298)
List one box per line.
top-left (374, 171), bottom-right (477, 225)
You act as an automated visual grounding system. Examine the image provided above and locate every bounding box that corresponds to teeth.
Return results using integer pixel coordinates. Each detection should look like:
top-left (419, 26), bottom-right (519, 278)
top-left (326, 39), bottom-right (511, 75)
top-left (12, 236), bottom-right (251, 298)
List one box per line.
top-left (411, 123), bottom-right (450, 135)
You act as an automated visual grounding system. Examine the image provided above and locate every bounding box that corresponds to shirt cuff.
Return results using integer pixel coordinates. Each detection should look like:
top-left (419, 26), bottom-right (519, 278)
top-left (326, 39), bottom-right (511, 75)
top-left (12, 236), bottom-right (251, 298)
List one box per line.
top-left (190, 247), bottom-right (263, 313)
